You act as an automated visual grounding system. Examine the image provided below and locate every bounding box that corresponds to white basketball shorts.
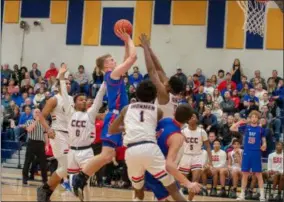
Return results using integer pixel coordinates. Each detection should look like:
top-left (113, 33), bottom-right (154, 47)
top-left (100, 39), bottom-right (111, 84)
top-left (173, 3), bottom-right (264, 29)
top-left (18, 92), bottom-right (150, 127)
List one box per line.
top-left (67, 147), bottom-right (94, 174)
top-left (178, 153), bottom-right (203, 174)
top-left (49, 130), bottom-right (69, 159)
top-left (125, 143), bottom-right (174, 190)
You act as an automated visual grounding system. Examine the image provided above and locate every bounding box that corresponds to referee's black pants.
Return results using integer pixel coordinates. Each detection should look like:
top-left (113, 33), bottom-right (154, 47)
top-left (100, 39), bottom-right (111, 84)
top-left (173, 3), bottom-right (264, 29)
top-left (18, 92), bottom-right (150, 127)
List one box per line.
top-left (22, 140), bottom-right (47, 183)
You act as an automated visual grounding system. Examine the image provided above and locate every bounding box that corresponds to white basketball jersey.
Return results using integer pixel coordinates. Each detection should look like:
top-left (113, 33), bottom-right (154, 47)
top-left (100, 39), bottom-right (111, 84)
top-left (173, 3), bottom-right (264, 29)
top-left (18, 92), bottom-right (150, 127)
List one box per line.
top-left (211, 149), bottom-right (227, 168)
top-left (230, 149), bottom-right (243, 169)
top-left (51, 94), bottom-right (74, 131)
top-left (123, 102), bottom-right (158, 146)
top-left (268, 152), bottom-right (283, 173)
top-left (155, 93), bottom-right (178, 118)
top-left (68, 111), bottom-right (95, 147)
top-left (182, 127), bottom-right (208, 155)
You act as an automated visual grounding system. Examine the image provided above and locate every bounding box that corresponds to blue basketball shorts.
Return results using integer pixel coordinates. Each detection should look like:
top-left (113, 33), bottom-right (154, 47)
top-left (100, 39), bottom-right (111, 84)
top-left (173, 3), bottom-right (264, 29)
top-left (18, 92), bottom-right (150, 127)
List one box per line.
top-left (241, 150), bottom-right (262, 173)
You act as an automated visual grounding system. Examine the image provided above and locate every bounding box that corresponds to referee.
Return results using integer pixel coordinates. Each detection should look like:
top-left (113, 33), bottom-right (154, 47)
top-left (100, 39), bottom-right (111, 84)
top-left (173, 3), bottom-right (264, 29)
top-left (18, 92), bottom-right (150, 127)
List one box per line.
top-left (22, 108), bottom-right (51, 184)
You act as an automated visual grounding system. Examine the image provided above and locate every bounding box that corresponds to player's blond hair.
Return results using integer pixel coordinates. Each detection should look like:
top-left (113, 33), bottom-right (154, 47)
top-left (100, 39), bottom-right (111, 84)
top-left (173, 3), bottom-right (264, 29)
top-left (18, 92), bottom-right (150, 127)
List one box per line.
top-left (96, 54), bottom-right (111, 71)
top-left (248, 110), bottom-right (261, 119)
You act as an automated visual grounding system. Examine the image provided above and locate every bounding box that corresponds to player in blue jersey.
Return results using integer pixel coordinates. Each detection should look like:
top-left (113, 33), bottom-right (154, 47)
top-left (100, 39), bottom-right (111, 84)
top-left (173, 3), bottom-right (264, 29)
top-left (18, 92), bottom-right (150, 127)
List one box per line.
top-left (145, 104), bottom-right (202, 201)
top-left (71, 29), bottom-right (137, 201)
top-left (230, 110), bottom-right (267, 202)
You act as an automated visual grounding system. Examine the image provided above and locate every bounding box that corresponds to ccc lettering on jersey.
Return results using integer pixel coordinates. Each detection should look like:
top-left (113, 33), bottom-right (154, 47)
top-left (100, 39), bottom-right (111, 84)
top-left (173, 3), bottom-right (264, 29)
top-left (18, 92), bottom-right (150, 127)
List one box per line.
top-left (212, 155), bottom-right (220, 162)
top-left (71, 120), bottom-right (87, 128)
top-left (273, 157), bottom-right (283, 164)
top-left (185, 137), bottom-right (198, 144)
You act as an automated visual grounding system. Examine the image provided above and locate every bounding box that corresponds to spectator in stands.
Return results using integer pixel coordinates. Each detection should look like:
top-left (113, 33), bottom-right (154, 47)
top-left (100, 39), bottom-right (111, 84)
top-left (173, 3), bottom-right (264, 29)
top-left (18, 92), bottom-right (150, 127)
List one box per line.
top-left (12, 64), bottom-right (22, 83)
top-left (217, 69), bottom-right (225, 84)
top-left (200, 106), bottom-right (218, 133)
top-left (129, 66), bottom-right (143, 82)
top-left (221, 83), bottom-right (233, 97)
top-left (231, 58), bottom-right (243, 84)
top-left (259, 93), bottom-right (269, 109)
top-left (210, 75), bottom-right (218, 88)
top-left (2, 93), bottom-right (11, 108)
top-left (231, 89), bottom-right (241, 109)
top-left (13, 105), bottom-right (33, 141)
top-left (129, 72), bottom-right (142, 89)
top-left (243, 88), bottom-right (259, 107)
top-left (68, 74), bottom-right (80, 96)
top-left (218, 72), bottom-right (237, 92)
top-left (92, 66), bottom-right (104, 98)
top-left (44, 63), bottom-right (58, 80)
top-left (272, 79), bottom-right (284, 127)
top-left (218, 115), bottom-right (239, 150)
top-left (29, 63), bottom-right (41, 81)
top-left (205, 94), bottom-right (213, 108)
top-left (212, 88), bottom-right (223, 104)
top-left (267, 77), bottom-right (277, 96)
top-left (2, 64), bottom-right (13, 79)
top-left (237, 75), bottom-right (251, 91)
top-left (204, 79), bottom-right (214, 96)
top-left (194, 85), bottom-right (206, 105)
top-left (34, 77), bottom-right (46, 92)
top-left (268, 70), bottom-right (282, 86)
top-left (196, 68), bottom-right (206, 85)
top-left (75, 65), bottom-right (89, 95)
top-left (192, 74), bottom-right (201, 94)
top-left (211, 101), bottom-right (223, 123)
top-left (34, 87), bottom-right (46, 108)
top-left (7, 79), bottom-right (19, 94)
top-left (255, 83), bottom-right (267, 101)
top-left (2, 78), bottom-right (8, 87)
top-left (21, 72), bottom-right (35, 87)
top-left (197, 101), bottom-right (205, 118)
top-left (175, 68), bottom-right (187, 86)
top-left (250, 70), bottom-right (267, 89)
top-left (238, 83), bottom-right (250, 99)
top-left (220, 91), bottom-right (235, 114)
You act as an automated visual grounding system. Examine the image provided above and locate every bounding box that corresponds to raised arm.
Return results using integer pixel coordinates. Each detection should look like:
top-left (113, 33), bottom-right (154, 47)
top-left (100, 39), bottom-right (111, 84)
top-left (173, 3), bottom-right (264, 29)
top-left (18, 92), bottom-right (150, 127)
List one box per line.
top-left (59, 64), bottom-right (75, 118)
top-left (111, 30), bottom-right (137, 79)
top-left (108, 106), bottom-right (128, 134)
top-left (140, 34), bottom-right (169, 104)
top-left (87, 82), bottom-right (106, 123)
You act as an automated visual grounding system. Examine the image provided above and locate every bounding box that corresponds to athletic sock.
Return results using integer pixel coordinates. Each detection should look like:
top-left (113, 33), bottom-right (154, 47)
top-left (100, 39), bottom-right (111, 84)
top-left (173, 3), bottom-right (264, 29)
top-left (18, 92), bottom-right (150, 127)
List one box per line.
top-left (259, 188), bottom-right (264, 198)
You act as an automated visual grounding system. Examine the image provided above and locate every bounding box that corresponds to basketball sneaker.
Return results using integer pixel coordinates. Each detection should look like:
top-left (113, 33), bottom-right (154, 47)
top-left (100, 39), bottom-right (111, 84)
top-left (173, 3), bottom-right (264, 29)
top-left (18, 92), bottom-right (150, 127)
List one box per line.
top-left (72, 172), bottom-right (88, 201)
top-left (37, 185), bottom-right (53, 202)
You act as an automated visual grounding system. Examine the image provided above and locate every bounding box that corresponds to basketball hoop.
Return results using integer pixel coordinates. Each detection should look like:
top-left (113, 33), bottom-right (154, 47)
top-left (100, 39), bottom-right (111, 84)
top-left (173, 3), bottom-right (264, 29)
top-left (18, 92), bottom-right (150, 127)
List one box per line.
top-left (237, 0), bottom-right (270, 37)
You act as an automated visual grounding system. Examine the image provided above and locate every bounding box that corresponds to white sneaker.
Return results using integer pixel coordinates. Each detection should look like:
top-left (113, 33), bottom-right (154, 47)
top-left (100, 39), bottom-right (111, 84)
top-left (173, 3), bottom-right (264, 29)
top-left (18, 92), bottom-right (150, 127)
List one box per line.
top-left (237, 193), bottom-right (245, 201)
top-left (259, 196), bottom-right (266, 202)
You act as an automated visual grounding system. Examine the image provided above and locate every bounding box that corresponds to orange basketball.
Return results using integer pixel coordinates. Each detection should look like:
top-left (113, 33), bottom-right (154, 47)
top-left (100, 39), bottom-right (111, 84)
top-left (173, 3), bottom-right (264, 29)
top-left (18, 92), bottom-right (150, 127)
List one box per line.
top-left (114, 19), bottom-right (132, 37)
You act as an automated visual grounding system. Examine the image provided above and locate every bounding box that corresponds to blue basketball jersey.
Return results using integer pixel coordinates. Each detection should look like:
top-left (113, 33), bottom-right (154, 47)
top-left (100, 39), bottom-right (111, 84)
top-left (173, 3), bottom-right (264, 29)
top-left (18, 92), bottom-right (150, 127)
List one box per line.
top-left (239, 124), bottom-right (265, 151)
top-left (145, 118), bottom-right (182, 200)
top-left (104, 71), bottom-right (128, 111)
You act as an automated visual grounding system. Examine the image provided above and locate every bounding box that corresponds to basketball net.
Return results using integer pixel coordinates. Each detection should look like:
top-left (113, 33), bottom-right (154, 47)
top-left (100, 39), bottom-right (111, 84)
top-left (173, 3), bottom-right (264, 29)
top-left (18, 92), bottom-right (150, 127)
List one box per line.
top-left (237, 0), bottom-right (270, 37)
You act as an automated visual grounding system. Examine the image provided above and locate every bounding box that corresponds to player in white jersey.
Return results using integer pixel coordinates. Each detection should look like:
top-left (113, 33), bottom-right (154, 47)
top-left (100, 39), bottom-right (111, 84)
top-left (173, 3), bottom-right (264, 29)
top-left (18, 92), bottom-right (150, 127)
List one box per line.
top-left (108, 80), bottom-right (190, 201)
top-left (263, 142), bottom-right (283, 201)
top-left (178, 111), bottom-right (212, 201)
top-left (37, 65), bottom-right (74, 202)
top-left (228, 139), bottom-right (243, 198)
top-left (56, 65), bottom-right (106, 200)
top-left (139, 34), bottom-right (184, 118)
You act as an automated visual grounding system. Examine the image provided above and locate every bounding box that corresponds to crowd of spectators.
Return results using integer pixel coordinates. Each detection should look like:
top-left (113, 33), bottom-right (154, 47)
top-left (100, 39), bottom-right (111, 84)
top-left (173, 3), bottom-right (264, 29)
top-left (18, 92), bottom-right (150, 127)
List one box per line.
top-left (1, 59), bottom-right (284, 191)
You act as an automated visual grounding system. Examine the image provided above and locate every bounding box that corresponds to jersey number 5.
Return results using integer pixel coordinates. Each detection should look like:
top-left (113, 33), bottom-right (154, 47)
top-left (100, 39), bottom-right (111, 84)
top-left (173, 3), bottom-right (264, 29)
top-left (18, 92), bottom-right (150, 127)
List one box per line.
top-left (140, 111), bottom-right (144, 122)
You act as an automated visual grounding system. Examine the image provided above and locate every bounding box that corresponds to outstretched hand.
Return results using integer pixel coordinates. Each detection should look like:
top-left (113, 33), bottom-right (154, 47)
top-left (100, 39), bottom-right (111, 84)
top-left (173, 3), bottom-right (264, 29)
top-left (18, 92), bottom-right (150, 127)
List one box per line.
top-left (59, 63), bottom-right (68, 75)
top-left (139, 33), bottom-right (150, 48)
top-left (116, 28), bottom-right (130, 42)
top-left (187, 182), bottom-right (202, 193)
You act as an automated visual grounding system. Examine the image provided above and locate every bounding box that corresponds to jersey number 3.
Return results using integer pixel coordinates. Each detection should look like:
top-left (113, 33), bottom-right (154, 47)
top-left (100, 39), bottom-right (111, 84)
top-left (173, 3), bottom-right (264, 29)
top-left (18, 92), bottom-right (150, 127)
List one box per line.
top-left (140, 111), bottom-right (144, 122)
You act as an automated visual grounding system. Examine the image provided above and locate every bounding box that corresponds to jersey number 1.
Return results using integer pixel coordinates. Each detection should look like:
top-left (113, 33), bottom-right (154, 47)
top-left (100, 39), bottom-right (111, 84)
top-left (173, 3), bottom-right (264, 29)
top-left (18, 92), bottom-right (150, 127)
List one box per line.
top-left (140, 111), bottom-right (144, 122)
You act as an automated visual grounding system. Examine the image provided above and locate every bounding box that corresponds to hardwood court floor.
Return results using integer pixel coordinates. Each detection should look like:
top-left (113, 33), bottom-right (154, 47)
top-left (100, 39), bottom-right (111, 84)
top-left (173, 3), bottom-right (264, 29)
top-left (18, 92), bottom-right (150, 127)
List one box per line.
top-left (1, 168), bottom-right (236, 201)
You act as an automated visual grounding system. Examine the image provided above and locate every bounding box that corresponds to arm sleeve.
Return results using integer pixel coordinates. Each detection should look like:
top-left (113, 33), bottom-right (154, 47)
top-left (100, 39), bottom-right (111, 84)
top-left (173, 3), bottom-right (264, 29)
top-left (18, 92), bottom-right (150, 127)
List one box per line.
top-left (87, 82), bottom-right (106, 124)
top-left (60, 80), bottom-right (75, 118)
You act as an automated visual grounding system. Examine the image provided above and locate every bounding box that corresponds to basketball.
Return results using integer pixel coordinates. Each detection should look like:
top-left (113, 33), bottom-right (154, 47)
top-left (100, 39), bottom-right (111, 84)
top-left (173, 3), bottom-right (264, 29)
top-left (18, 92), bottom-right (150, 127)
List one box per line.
top-left (114, 19), bottom-right (132, 37)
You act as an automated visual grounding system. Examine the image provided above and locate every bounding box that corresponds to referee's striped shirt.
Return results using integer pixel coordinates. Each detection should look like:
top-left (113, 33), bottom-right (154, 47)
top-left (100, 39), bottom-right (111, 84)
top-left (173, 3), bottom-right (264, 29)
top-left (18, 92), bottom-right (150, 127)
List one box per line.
top-left (24, 119), bottom-right (46, 142)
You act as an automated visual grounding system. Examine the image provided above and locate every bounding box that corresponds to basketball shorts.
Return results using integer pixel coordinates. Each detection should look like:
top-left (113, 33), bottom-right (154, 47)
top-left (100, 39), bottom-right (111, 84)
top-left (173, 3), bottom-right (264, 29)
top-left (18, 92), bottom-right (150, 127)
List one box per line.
top-left (101, 111), bottom-right (122, 148)
top-left (178, 153), bottom-right (203, 174)
top-left (67, 148), bottom-right (94, 174)
top-left (125, 143), bottom-right (174, 190)
top-left (49, 130), bottom-right (69, 159)
top-left (241, 150), bottom-right (262, 173)
top-left (145, 172), bottom-right (180, 201)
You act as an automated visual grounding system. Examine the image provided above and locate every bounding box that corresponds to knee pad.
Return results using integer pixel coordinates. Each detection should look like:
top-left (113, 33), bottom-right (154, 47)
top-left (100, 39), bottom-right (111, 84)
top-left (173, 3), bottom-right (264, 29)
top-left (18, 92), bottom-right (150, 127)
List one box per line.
top-left (159, 173), bottom-right (175, 188)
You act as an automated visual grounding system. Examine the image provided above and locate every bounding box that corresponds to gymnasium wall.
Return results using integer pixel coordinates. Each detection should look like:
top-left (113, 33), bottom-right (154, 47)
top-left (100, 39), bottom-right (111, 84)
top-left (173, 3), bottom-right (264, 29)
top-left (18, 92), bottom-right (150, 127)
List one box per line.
top-left (1, 0), bottom-right (283, 78)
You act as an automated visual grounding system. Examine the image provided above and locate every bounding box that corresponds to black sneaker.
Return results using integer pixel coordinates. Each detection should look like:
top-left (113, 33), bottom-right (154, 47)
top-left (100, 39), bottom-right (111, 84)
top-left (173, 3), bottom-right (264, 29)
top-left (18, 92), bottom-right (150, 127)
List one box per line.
top-left (229, 189), bottom-right (237, 198)
top-left (23, 179), bottom-right (28, 185)
top-left (252, 192), bottom-right (260, 200)
top-left (200, 187), bottom-right (208, 196)
top-left (37, 185), bottom-right (52, 202)
top-left (245, 190), bottom-right (253, 200)
top-left (274, 194), bottom-right (282, 201)
top-left (72, 173), bottom-right (88, 202)
top-left (210, 188), bottom-right (217, 197)
top-left (29, 176), bottom-right (35, 181)
top-left (217, 188), bottom-right (227, 197)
